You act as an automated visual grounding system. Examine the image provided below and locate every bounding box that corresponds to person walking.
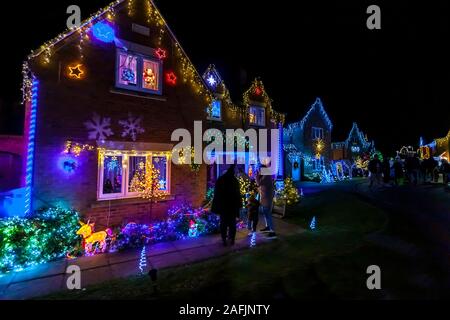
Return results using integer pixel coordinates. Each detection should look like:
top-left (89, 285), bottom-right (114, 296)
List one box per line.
top-left (393, 157), bottom-right (403, 186)
top-left (368, 154), bottom-right (382, 189)
top-left (211, 165), bottom-right (241, 246)
top-left (256, 164), bottom-right (277, 239)
top-left (246, 189), bottom-right (260, 235)
top-left (382, 157), bottom-right (391, 185)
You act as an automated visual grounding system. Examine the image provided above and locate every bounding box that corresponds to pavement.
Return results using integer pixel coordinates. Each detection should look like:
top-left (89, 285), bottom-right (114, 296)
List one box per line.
top-left (0, 215), bottom-right (304, 300)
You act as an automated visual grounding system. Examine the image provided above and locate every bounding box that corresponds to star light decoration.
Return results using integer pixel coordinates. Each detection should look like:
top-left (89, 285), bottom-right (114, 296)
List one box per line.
top-left (165, 71), bottom-right (177, 86)
top-left (68, 64), bottom-right (84, 79)
top-left (155, 48), bottom-right (167, 59)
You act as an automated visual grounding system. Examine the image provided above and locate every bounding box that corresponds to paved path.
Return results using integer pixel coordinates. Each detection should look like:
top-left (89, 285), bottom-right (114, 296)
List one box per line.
top-left (0, 216), bottom-right (303, 300)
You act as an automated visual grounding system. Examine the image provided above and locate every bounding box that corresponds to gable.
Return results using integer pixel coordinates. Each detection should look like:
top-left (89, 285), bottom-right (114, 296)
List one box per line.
top-left (22, 0), bottom-right (212, 106)
top-left (286, 97), bottom-right (332, 137)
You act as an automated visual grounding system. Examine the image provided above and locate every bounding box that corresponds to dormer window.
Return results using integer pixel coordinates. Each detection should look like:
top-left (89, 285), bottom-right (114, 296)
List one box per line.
top-left (116, 49), bottom-right (162, 95)
top-left (207, 100), bottom-right (222, 121)
top-left (312, 127), bottom-right (324, 140)
top-left (249, 106), bottom-right (265, 126)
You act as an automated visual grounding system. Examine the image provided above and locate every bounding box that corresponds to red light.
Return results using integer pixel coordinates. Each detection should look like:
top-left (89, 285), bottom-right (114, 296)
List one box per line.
top-left (165, 72), bottom-right (177, 86)
top-left (254, 87), bottom-right (262, 96)
top-left (155, 48), bottom-right (167, 60)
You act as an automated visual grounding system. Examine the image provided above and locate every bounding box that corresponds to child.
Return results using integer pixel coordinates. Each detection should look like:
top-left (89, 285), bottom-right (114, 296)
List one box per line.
top-left (246, 190), bottom-right (260, 235)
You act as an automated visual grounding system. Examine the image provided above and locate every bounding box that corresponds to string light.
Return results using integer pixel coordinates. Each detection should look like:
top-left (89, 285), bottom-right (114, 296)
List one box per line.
top-left (138, 246), bottom-right (147, 274)
top-left (286, 98), bottom-right (333, 137)
top-left (310, 216), bottom-right (316, 230)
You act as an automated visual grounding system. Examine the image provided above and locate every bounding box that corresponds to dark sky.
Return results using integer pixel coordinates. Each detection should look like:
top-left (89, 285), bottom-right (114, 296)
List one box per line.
top-left (0, 0), bottom-right (449, 155)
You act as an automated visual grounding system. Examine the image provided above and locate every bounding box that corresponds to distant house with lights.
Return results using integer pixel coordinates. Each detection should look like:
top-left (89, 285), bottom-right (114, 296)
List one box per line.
top-left (420, 129), bottom-right (450, 161)
top-left (14, 0), bottom-right (223, 227)
top-left (283, 98), bottom-right (333, 181)
top-left (331, 122), bottom-right (374, 161)
top-left (202, 65), bottom-right (285, 186)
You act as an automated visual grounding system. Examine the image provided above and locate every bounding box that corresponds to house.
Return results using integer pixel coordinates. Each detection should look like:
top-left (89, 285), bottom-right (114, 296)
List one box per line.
top-left (420, 129), bottom-right (450, 161)
top-left (283, 98), bottom-right (333, 181)
top-left (18, 0), bottom-right (218, 227)
top-left (202, 65), bottom-right (285, 186)
top-left (330, 122), bottom-right (374, 178)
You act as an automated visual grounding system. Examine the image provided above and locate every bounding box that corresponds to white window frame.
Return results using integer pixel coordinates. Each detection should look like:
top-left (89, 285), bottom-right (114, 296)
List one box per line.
top-left (249, 106), bottom-right (266, 127)
top-left (312, 127), bottom-right (324, 140)
top-left (98, 151), bottom-right (171, 201)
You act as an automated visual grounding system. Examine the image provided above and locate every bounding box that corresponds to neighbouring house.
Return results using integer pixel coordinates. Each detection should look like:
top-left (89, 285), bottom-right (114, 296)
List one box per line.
top-left (420, 129), bottom-right (450, 161)
top-left (202, 65), bottom-right (285, 186)
top-left (330, 122), bottom-right (374, 178)
top-left (283, 98), bottom-right (333, 181)
top-left (19, 0), bottom-right (218, 227)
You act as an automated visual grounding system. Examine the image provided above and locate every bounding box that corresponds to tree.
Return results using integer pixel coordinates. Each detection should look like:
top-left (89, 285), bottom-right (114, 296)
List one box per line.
top-left (130, 162), bottom-right (166, 222)
top-left (278, 177), bottom-right (300, 206)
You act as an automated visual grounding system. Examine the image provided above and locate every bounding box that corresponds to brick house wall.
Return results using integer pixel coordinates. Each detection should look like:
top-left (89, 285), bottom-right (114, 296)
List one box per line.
top-left (26, 3), bottom-right (208, 228)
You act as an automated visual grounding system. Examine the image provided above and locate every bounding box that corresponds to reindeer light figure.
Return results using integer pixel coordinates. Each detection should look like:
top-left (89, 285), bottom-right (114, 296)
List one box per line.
top-left (76, 221), bottom-right (112, 255)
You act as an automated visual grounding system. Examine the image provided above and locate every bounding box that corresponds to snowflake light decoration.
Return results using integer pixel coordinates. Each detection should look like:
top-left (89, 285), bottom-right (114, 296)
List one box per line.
top-left (84, 113), bottom-right (114, 141)
top-left (119, 113), bottom-right (145, 141)
top-left (207, 75), bottom-right (217, 87)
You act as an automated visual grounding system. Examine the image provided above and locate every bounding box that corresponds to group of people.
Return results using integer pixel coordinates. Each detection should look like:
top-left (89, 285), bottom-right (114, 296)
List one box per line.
top-left (368, 153), bottom-right (450, 188)
top-left (211, 164), bottom-right (277, 247)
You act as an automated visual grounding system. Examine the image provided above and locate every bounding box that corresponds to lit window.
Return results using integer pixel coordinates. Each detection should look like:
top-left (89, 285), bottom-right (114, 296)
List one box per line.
top-left (102, 156), bottom-right (123, 195)
top-left (98, 152), bottom-right (170, 200)
top-left (249, 106), bottom-right (265, 126)
top-left (208, 100), bottom-right (221, 120)
top-left (312, 127), bottom-right (324, 140)
top-left (152, 156), bottom-right (168, 191)
top-left (116, 49), bottom-right (162, 94)
top-left (142, 59), bottom-right (160, 91)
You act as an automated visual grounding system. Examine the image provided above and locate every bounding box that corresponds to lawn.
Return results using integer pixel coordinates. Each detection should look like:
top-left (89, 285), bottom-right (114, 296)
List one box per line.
top-left (40, 183), bottom-right (444, 300)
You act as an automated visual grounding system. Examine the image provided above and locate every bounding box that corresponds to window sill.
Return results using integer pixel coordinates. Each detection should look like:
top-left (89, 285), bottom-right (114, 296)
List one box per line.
top-left (110, 88), bottom-right (167, 101)
top-left (93, 194), bottom-right (175, 208)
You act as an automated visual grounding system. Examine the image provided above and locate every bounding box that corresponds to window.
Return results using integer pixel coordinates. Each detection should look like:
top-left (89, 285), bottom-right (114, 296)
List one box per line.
top-left (98, 151), bottom-right (170, 200)
top-left (249, 106), bottom-right (265, 126)
top-left (116, 49), bottom-right (162, 95)
top-left (312, 156), bottom-right (325, 171)
top-left (207, 100), bottom-right (222, 121)
top-left (312, 127), bottom-right (324, 140)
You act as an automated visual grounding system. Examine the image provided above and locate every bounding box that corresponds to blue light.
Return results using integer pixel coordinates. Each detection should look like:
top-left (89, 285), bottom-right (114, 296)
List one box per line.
top-left (24, 79), bottom-right (39, 215)
top-left (310, 216), bottom-right (316, 230)
top-left (211, 100), bottom-right (221, 118)
top-left (91, 21), bottom-right (115, 43)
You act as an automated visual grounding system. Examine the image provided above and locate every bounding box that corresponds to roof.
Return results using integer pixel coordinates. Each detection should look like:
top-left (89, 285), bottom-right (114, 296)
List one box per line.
top-left (22, 0), bottom-right (212, 105)
top-left (286, 97), bottom-right (333, 136)
top-left (345, 122), bottom-right (371, 149)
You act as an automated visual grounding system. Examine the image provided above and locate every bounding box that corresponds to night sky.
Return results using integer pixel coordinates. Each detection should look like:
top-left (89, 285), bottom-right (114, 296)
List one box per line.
top-left (0, 0), bottom-right (449, 155)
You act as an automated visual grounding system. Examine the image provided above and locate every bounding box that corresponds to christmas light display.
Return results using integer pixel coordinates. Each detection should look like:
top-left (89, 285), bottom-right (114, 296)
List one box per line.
top-left (0, 208), bottom-right (81, 274)
top-left (155, 47), bottom-right (167, 60)
top-left (91, 21), bottom-right (116, 43)
top-left (250, 232), bottom-right (257, 248)
top-left (275, 177), bottom-right (300, 205)
top-left (119, 113), bottom-right (145, 141)
top-left (21, 0), bottom-right (213, 107)
top-left (84, 113), bottom-right (114, 141)
top-left (138, 245), bottom-right (147, 274)
top-left (310, 216), bottom-right (316, 230)
top-left (24, 79), bottom-right (38, 214)
top-left (68, 64), bottom-right (84, 79)
top-left (76, 221), bottom-right (112, 256)
top-left (286, 98), bottom-right (333, 137)
top-left (63, 141), bottom-right (95, 157)
top-left (165, 71), bottom-right (177, 86)
top-left (243, 78), bottom-right (285, 124)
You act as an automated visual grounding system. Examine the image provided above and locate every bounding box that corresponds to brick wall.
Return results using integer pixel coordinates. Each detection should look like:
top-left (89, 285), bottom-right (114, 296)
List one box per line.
top-left (28, 5), bottom-right (207, 227)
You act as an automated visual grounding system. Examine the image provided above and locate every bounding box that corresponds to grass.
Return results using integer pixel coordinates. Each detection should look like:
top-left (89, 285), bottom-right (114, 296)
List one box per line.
top-left (40, 182), bottom-right (446, 300)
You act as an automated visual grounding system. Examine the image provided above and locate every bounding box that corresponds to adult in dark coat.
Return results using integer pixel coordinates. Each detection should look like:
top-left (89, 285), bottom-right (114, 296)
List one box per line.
top-left (211, 165), bottom-right (241, 246)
